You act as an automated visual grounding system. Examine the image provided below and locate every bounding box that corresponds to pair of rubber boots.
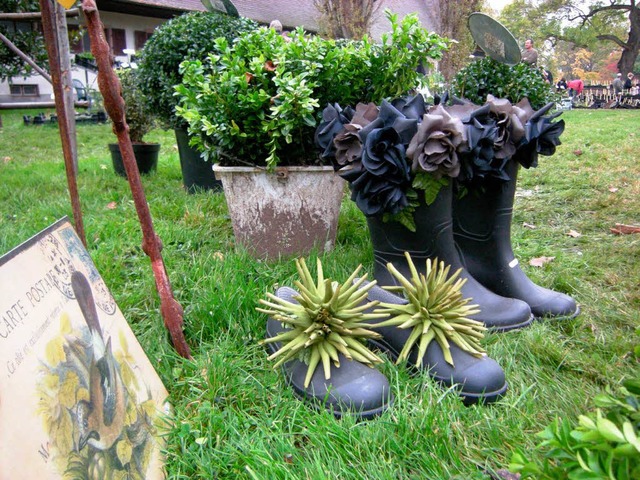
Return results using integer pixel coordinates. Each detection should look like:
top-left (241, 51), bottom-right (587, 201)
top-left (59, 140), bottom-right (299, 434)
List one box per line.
top-left (266, 159), bottom-right (578, 418)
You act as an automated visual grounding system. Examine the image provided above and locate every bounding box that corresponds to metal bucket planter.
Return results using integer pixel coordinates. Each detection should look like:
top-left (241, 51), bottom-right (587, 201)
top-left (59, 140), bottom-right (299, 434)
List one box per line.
top-left (212, 165), bottom-right (345, 259)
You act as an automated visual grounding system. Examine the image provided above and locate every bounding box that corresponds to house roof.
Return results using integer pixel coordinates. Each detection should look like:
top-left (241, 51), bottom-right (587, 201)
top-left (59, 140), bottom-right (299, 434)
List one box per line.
top-left (93, 0), bottom-right (438, 36)
top-left (95, 0), bottom-right (205, 19)
top-left (227, 0), bottom-right (438, 38)
top-left (229, 0), bottom-right (320, 32)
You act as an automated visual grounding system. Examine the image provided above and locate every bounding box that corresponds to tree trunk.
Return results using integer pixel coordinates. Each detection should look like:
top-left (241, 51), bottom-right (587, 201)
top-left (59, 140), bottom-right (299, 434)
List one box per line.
top-left (617, 5), bottom-right (640, 74)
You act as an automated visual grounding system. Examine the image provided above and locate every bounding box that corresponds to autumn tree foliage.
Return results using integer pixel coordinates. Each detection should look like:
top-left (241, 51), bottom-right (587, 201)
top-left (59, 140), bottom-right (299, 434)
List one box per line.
top-left (571, 0), bottom-right (640, 76)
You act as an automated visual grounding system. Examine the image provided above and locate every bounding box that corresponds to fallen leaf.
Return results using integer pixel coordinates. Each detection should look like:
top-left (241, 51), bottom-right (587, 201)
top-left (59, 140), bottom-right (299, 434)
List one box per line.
top-left (283, 453), bottom-right (294, 464)
top-left (566, 230), bottom-right (581, 238)
top-left (495, 470), bottom-right (520, 480)
top-left (2, 156), bottom-right (11, 164)
top-left (573, 149), bottom-right (583, 156)
top-left (106, 201), bottom-right (117, 210)
top-left (608, 186), bottom-right (619, 193)
top-left (213, 251), bottom-right (224, 261)
top-left (264, 60), bottom-right (276, 72)
top-left (523, 222), bottom-right (537, 229)
top-left (529, 256), bottom-right (555, 267)
top-left (100, 164), bottom-right (107, 170)
top-left (245, 72), bottom-right (254, 84)
top-left (610, 223), bottom-right (640, 235)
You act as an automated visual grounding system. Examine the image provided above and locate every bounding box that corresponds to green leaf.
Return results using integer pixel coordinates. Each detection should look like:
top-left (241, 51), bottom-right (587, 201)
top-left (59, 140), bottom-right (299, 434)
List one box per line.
top-left (623, 379), bottom-right (640, 396)
top-left (412, 173), bottom-right (448, 205)
top-left (597, 416), bottom-right (626, 443)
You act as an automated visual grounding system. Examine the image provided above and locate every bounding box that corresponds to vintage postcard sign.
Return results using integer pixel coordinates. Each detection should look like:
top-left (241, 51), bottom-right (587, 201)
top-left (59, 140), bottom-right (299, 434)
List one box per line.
top-left (0, 218), bottom-right (168, 479)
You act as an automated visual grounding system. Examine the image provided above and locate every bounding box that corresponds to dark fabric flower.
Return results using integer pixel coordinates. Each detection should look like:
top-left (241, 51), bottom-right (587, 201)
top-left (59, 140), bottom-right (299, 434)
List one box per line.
top-left (359, 100), bottom-right (418, 145)
top-left (338, 124), bottom-right (411, 216)
top-left (315, 103), bottom-right (354, 168)
top-left (406, 104), bottom-right (465, 179)
top-left (361, 126), bottom-right (410, 180)
top-left (515, 102), bottom-right (565, 168)
top-left (341, 165), bottom-right (411, 216)
top-left (391, 94), bottom-right (428, 121)
top-left (448, 103), bottom-right (507, 184)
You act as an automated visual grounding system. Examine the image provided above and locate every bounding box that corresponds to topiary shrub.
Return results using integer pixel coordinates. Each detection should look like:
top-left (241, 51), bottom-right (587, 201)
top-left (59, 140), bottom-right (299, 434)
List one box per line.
top-left (116, 67), bottom-right (155, 143)
top-left (451, 57), bottom-right (556, 109)
top-left (137, 11), bottom-right (258, 130)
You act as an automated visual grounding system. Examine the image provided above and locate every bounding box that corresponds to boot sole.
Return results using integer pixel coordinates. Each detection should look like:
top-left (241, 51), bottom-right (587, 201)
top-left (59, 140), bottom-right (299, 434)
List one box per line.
top-left (367, 338), bottom-right (507, 405)
top-left (533, 305), bottom-right (581, 322)
top-left (486, 313), bottom-right (535, 333)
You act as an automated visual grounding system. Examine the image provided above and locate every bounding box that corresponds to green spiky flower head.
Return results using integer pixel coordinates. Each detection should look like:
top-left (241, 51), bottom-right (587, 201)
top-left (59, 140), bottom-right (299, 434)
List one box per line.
top-left (258, 258), bottom-right (386, 388)
top-left (374, 253), bottom-right (486, 367)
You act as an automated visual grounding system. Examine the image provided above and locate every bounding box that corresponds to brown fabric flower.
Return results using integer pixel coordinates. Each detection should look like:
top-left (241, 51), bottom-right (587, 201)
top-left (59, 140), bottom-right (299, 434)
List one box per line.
top-left (406, 104), bottom-right (465, 179)
top-left (485, 95), bottom-right (526, 160)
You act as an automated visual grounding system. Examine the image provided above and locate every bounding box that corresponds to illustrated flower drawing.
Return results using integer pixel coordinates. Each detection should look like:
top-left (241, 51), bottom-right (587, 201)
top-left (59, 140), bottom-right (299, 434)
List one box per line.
top-left (316, 94), bottom-right (565, 231)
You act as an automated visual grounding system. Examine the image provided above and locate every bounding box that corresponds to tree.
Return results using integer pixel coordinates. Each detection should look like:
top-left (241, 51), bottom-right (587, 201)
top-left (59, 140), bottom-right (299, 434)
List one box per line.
top-left (0, 0), bottom-right (48, 80)
top-left (500, 1), bottom-right (639, 77)
top-left (314, 0), bottom-right (381, 39)
top-left (437, 0), bottom-right (483, 80)
top-left (569, 0), bottom-right (640, 75)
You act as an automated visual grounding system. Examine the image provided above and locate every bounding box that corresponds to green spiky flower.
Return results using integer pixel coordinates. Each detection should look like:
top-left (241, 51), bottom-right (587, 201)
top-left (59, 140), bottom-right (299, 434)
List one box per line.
top-left (374, 253), bottom-right (486, 367)
top-left (257, 258), bottom-right (386, 388)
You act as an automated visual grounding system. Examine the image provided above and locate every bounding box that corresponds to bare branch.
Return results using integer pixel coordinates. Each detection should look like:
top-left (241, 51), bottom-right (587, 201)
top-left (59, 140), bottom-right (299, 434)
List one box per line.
top-left (0, 9), bottom-right (79, 20)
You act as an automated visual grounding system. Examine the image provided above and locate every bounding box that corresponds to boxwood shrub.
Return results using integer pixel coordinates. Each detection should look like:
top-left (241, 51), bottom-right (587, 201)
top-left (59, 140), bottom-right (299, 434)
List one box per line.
top-left (451, 57), bottom-right (556, 109)
top-left (137, 11), bottom-right (258, 129)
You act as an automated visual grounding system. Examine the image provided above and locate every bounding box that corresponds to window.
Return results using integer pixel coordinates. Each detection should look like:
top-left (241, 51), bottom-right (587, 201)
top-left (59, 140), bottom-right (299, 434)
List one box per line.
top-left (105, 28), bottom-right (126, 56)
top-left (134, 30), bottom-right (153, 51)
top-left (9, 85), bottom-right (40, 97)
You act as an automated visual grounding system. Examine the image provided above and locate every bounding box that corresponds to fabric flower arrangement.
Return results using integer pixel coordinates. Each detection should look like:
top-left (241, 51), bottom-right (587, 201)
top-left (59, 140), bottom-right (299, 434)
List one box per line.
top-left (315, 94), bottom-right (565, 231)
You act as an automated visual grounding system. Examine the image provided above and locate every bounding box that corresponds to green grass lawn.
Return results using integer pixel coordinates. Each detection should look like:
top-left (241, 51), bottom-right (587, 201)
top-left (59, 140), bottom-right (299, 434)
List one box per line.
top-left (1, 108), bottom-right (639, 479)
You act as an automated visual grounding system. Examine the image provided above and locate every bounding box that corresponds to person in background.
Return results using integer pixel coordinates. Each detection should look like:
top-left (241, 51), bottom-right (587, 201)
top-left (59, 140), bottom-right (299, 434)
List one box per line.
top-left (556, 77), bottom-right (568, 92)
top-left (521, 39), bottom-right (538, 66)
top-left (624, 72), bottom-right (634, 90)
top-left (566, 78), bottom-right (584, 98)
top-left (612, 73), bottom-right (624, 95)
top-left (542, 68), bottom-right (553, 85)
top-left (269, 19), bottom-right (291, 42)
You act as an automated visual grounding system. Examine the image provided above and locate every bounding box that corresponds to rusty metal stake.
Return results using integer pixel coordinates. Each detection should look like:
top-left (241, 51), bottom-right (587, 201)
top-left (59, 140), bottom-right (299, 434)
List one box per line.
top-left (81, 0), bottom-right (191, 358)
top-left (39, 0), bottom-right (85, 245)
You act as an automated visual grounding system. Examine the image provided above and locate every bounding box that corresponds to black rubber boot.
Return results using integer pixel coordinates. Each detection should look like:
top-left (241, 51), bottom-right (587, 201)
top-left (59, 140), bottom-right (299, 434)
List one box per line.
top-left (367, 181), bottom-right (533, 331)
top-left (452, 158), bottom-right (579, 319)
top-left (365, 283), bottom-right (507, 405)
top-left (265, 287), bottom-right (393, 420)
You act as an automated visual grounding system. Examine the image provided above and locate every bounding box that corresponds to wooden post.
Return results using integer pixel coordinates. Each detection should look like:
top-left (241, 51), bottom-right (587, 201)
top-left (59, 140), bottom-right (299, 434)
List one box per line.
top-left (81, 0), bottom-right (191, 359)
top-left (53, 0), bottom-right (78, 174)
top-left (39, 0), bottom-right (86, 247)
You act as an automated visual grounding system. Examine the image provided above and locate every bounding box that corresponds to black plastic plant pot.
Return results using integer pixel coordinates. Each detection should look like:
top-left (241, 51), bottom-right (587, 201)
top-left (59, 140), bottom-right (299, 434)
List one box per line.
top-left (109, 143), bottom-right (160, 178)
top-left (174, 127), bottom-right (222, 194)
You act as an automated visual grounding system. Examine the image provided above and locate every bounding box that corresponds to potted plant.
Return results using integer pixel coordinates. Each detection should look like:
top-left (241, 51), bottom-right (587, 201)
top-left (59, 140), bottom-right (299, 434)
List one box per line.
top-left (450, 58), bottom-right (579, 320)
top-left (136, 10), bottom-right (257, 192)
top-left (109, 67), bottom-right (159, 178)
top-left (175, 11), bottom-right (449, 259)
